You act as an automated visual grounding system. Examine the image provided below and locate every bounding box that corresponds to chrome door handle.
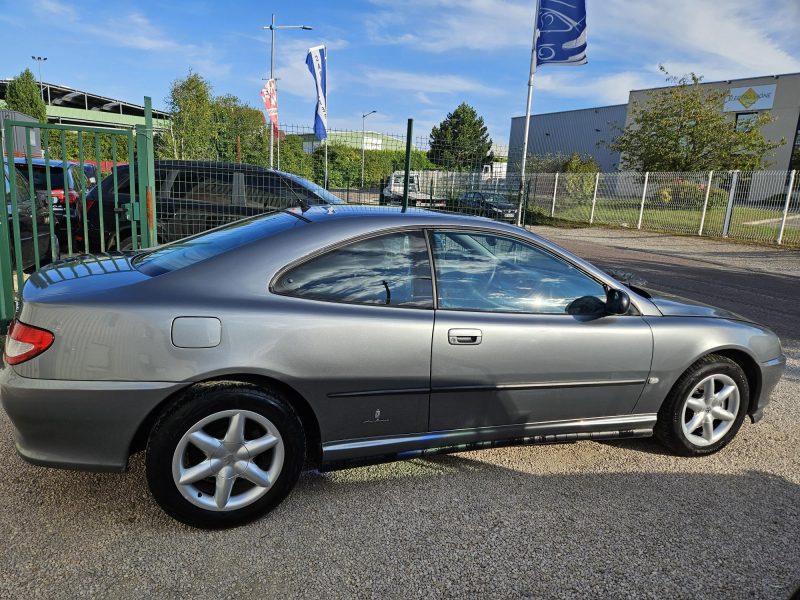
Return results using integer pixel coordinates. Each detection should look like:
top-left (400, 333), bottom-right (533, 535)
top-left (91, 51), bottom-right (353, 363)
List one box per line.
top-left (448, 328), bottom-right (482, 345)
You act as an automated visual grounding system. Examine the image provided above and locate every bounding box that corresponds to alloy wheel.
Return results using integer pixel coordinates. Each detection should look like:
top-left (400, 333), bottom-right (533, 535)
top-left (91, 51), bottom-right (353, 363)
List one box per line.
top-left (680, 374), bottom-right (740, 447)
top-left (171, 409), bottom-right (285, 512)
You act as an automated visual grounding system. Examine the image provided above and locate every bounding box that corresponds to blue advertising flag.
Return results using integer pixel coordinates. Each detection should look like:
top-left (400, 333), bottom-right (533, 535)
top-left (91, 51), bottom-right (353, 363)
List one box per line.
top-left (306, 45), bottom-right (328, 140)
top-left (536, 0), bottom-right (587, 66)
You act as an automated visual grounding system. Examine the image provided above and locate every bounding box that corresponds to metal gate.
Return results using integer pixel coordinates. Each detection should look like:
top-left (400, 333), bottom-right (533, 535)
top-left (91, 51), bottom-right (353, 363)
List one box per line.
top-left (1, 97), bottom-right (157, 327)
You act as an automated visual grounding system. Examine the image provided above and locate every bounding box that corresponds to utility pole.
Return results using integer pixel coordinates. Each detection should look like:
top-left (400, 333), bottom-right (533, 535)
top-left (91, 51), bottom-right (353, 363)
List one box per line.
top-left (263, 15), bottom-right (312, 169)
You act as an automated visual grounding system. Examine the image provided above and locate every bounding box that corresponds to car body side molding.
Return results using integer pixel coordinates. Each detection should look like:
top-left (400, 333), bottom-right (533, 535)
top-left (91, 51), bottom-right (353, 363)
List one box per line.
top-left (327, 379), bottom-right (648, 398)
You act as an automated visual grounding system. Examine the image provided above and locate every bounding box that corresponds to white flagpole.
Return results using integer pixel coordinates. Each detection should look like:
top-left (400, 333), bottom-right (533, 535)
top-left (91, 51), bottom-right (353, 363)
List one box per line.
top-left (323, 45), bottom-right (328, 189)
top-left (516, 0), bottom-right (540, 226)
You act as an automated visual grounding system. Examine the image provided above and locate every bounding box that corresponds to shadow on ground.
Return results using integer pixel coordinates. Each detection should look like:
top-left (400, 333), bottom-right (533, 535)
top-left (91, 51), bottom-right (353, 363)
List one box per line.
top-left (2, 441), bottom-right (798, 599)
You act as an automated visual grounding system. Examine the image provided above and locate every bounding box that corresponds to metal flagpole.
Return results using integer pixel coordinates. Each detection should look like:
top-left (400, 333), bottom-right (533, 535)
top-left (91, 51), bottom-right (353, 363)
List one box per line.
top-left (323, 45), bottom-right (328, 189)
top-left (269, 13), bottom-right (275, 169)
top-left (516, 0), bottom-right (540, 227)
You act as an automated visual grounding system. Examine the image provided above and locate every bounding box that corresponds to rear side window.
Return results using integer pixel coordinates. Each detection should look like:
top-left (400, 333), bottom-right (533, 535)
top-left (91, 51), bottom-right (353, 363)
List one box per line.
top-left (273, 231), bottom-right (433, 308)
top-left (19, 165), bottom-right (65, 191)
top-left (133, 211), bottom-right (303, 276)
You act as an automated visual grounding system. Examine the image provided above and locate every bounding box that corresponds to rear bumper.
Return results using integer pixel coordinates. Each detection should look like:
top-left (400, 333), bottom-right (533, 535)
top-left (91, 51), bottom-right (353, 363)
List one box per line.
top-left (750, 355), bottom-right (786, 423)
top-left (0, 368), bottom-right (185, 472)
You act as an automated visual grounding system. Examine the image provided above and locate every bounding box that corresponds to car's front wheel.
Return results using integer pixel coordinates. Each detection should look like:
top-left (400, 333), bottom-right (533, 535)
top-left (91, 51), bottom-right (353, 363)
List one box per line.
top-left (655, 354), bottom-right (749, 456)
top-left (145, 382), bottom-right (305, 528)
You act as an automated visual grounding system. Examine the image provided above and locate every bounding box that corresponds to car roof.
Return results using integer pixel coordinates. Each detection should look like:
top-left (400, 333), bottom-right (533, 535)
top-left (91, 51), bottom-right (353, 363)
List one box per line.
top-left (13, 157), bottom-right (69, 167)
top-left (153, 160), bottom-right (284, 174)
top-left (297, 204), bottom-right (515, 228)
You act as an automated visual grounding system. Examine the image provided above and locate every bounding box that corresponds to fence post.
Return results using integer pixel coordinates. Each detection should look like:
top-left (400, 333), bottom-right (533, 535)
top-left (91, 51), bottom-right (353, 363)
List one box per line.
top-left (550, 172), bottom-right (559, 217)
top-left (144, 96), bottom-right (157, 245)
top-left (0, 121), bottom-right (17, 326)
top-left (777, 169), bottom-right (797, 245)
top-left (637, 171), bottom-right (649, 229)
top-left (722, 170), bottom-right (739, 237)
top-left (589, 172), bottom-right (600, 224)
top-left (401, 118), bottom-right (413, 213)
top-left (698, 170), bottom-right (713, 236)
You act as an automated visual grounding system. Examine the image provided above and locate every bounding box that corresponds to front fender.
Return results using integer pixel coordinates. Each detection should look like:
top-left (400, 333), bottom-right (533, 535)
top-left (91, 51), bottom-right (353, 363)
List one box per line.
top-left (632, 316), bottom-right (782, 415)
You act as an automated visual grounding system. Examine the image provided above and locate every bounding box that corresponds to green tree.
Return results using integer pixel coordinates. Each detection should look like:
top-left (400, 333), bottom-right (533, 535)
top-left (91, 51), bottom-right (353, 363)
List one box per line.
top-left (211, 95), bottom-right (268, 165)
top-left (609, 67), bottom-right (782, 171)
top-left (157, 72), bottom-right (215, 160)
top-left (5, 68), bottom-right (47, 122)
top-left (428, 103), bottom-right (493, 170)
top-left (312, 144), bottom-right (361, 188)
top-left (278, 135), bottom-right (315, 180)
top-left (562, 153), bottom-right (599, 199)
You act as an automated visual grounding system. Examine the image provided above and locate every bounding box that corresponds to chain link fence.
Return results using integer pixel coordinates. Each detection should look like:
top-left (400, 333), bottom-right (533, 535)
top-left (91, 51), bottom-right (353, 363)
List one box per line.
top-left (9, 120), bottom-right (798, 270)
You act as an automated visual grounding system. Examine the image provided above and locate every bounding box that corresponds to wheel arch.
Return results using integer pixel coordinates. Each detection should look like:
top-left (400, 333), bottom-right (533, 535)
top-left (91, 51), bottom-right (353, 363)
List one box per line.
top-left (129, 373), bottom-right (323, 468)
top-left (709, 348), bottom-right (761, 417)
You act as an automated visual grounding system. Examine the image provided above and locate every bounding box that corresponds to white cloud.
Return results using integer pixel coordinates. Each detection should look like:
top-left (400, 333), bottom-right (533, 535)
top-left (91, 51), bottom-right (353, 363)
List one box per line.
top-left (361, 68), bottom-right (504, 96)
top-left (533, 71), bottom-right (660, 106)
top-left (590, 0), bottom-right (800, 79)
top-left (366, 0), bottom-right (534, 53)
top-left (30, 0), bottom-right (232, 79)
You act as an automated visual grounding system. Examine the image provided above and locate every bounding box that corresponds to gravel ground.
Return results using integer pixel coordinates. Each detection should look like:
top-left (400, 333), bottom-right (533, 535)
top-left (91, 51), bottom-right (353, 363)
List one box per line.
top-left (1, 227), bottom-right (798, 599)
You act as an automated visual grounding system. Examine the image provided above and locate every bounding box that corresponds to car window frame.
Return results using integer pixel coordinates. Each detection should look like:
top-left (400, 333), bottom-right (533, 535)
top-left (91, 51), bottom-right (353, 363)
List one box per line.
top-left (426, 227), bottom-right (620, 316)
top-left (269, 226), bottom-right (437, 311)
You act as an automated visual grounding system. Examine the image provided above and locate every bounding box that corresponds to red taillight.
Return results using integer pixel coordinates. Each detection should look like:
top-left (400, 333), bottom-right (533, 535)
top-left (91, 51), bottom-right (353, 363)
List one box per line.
top-left (68, 190), bottom-right (79, 204)
top-left (4, 320), bottom-right (55, 365)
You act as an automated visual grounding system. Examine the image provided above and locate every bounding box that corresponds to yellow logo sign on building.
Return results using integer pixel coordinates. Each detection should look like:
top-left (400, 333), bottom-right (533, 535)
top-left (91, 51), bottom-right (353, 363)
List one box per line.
top-left (738, 88), bottom-right (759, 109)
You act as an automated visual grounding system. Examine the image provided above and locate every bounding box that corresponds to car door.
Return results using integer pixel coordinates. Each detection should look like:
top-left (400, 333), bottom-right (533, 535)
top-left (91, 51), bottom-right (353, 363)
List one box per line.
top-left (428, 228), bottom-right (653, 432)
top-left (270, 229), bottom-right (435, 443)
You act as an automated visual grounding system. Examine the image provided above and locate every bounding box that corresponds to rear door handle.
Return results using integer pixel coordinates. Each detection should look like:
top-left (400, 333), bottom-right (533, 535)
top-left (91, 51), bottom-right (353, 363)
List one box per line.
top-left (448, 328), bottom-right (482, 345)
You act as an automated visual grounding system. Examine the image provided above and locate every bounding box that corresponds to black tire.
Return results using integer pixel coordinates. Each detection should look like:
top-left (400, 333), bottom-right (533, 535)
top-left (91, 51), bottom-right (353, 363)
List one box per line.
top-left (654, 354), bottom-right (749, 456)
top-left (112, 233), bottom-right (134, 252)
top-left (145, 381), bottom-right (305, 528)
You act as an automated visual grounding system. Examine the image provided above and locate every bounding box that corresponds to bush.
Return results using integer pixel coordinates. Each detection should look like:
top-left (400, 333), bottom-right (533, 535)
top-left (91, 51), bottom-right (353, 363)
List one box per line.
top-left (655, 180), bottom-right (728, 208)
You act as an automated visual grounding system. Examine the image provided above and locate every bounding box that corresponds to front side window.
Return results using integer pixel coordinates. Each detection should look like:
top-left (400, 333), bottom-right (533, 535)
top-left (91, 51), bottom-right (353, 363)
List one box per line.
top-left (431, 230), bottom-right (606, 314)
top-left (273, 231), bottom-right (433, 308)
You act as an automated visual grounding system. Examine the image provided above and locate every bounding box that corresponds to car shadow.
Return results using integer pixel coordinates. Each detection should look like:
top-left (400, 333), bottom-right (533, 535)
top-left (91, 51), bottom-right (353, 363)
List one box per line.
top-left (2, 436), bottom-right (799, 598)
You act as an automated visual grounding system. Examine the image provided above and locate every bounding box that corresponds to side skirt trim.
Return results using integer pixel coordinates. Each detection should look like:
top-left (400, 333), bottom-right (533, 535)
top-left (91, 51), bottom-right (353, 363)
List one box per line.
top-left (320, 413), bottom-right (657, 470)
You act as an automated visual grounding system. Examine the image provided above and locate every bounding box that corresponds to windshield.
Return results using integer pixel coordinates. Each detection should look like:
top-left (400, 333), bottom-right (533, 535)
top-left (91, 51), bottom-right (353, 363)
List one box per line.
top-left (280, 173), bottom-right (345, 205)
top-left (133, 211), bottom-right (304, 276)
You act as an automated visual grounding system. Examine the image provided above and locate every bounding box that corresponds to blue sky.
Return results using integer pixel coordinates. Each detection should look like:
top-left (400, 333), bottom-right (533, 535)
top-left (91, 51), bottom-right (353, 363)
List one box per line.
top-left (2, 0), bottom-right (799, 149)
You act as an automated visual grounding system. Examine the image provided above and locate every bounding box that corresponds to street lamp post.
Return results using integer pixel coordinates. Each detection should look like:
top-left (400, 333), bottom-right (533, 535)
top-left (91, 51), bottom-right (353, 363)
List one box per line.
top-left (31, 56), bottom-right (47, 101)
top-left (361, 110), bottom-right (377, 188)
top-left (263, 15), bottom-right (312, 169)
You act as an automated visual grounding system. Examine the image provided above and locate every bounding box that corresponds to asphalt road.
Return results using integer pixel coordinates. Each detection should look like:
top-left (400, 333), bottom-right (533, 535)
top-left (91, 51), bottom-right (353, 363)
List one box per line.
top-left (1, 227), bottom-right (798, 599)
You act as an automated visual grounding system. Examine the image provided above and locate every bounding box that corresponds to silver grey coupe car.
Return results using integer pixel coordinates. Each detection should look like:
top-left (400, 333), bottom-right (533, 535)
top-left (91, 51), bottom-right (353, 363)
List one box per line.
top-left (1, 206), bottom-right (786, 528)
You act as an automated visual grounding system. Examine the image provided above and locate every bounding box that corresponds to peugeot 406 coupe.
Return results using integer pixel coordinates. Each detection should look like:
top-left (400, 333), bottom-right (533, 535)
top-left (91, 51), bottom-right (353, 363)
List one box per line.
top-left (0, 206), bottom-right (785, 528)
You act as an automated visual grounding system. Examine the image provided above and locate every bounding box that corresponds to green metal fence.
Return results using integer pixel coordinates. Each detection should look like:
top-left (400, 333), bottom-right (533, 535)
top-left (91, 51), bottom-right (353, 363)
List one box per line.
top-left (1, 97), bottom-right (157, 327)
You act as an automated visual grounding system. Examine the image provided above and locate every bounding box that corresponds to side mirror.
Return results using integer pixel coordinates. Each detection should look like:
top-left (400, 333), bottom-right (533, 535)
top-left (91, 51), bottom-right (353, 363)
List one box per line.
top-left (606, 289), bottom-right (630, 315)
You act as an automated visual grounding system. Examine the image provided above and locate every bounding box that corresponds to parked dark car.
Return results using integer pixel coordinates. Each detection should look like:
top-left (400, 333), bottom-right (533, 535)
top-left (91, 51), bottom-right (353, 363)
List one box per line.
top-left (82, 160), bottom-right (345, 251)
top-left (457, 191), bottom-right (518, 222)
top-left (4, 160), bottom-right (54, 270)
top-left (0, 207), bottom-right (785, 528)
top-left (13, 157), bottom-right (89, 221)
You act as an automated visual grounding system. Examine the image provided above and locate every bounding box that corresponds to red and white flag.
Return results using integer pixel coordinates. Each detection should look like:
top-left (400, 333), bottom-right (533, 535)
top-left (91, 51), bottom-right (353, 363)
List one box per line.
top-left (259, 79), bottom-right (279, 136)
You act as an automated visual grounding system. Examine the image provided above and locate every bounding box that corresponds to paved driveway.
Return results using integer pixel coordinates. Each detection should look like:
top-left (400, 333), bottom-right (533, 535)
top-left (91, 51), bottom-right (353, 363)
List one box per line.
top-left (1, 227), bottom-right (798, 599)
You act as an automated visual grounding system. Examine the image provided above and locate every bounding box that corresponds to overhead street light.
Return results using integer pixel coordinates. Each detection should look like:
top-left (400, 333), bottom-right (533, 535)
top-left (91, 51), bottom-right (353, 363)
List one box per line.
top-left (31, 56), bottom-right (47, 101)
top-left (262, 15), bottom-right (312, 169)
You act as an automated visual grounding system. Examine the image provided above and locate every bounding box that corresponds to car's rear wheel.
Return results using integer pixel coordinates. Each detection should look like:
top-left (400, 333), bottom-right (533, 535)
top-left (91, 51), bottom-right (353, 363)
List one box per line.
top-left (655, 354), bottom-right (749, 456)
top-left (145, 382), bottom-right (305, 528)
